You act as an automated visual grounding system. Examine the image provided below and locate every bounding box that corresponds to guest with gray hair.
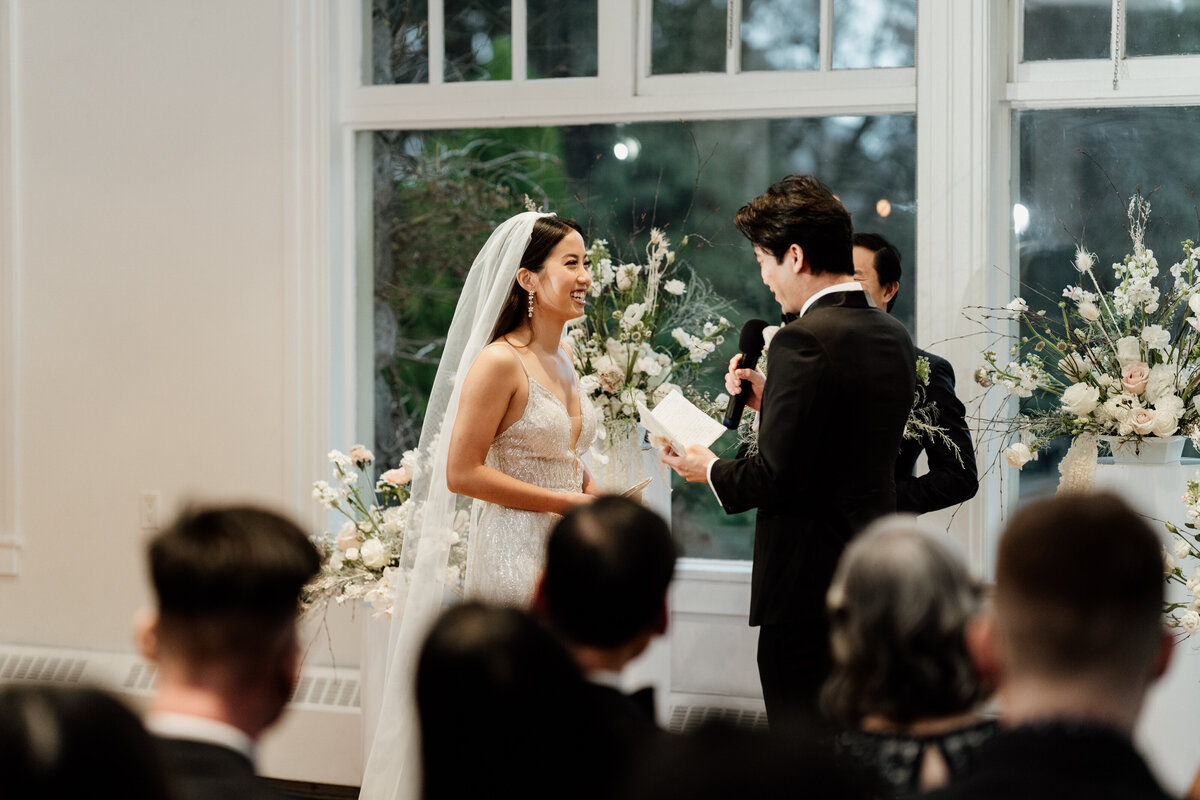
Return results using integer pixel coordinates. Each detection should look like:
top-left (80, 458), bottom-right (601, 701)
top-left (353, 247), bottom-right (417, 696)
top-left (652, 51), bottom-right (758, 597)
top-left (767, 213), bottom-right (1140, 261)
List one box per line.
top-left (821, 514), bottom-right (994, 796)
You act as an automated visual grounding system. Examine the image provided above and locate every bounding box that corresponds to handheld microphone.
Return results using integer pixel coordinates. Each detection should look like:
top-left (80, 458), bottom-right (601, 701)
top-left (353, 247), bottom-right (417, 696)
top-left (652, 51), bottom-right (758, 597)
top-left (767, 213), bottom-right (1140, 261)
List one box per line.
top-left (722, 319), bottom-right (769, 429)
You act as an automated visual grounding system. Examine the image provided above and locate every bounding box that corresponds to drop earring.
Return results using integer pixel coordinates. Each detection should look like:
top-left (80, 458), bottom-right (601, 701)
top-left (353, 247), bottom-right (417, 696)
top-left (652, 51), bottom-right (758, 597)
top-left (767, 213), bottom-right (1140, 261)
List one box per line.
top-left (527, 290), bottom-right (535, 318)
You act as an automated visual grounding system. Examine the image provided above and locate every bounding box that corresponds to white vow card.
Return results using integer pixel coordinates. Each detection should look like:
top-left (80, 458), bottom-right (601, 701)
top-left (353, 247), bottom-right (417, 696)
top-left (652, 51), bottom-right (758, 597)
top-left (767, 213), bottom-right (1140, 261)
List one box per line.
top-left (637, 389), bottom-right (727, 454)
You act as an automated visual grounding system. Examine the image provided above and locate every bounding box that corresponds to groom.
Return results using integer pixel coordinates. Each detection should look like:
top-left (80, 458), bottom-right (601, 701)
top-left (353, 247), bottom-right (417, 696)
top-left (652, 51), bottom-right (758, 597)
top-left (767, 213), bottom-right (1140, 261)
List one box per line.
top-left (662, 175), bottom-right (916, 729)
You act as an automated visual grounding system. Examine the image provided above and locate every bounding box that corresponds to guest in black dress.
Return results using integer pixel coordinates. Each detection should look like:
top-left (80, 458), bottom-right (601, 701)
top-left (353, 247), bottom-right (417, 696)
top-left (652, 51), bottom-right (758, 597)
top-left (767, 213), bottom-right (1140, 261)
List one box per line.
top-left (821, 515), bottom-right (994, 796)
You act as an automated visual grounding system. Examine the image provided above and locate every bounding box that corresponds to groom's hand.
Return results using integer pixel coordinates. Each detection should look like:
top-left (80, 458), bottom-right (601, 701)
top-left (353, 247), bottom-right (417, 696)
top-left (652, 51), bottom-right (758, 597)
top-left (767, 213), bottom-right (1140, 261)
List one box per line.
top-left (725, 354), bottom-right (765, 412)
top-left (660, 444), bottom-right (717, 483)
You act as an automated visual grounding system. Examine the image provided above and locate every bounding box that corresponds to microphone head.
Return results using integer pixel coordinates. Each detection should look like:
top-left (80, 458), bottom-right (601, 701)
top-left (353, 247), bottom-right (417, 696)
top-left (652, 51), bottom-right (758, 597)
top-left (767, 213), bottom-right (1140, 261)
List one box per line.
top-left (739, 318), bottom-right (770, 363)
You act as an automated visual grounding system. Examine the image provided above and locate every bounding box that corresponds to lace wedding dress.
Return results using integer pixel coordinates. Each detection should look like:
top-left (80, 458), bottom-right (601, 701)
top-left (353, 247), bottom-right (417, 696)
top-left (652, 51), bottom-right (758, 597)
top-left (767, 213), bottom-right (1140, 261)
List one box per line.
top-left (466, 342), bottom-right (597, 605)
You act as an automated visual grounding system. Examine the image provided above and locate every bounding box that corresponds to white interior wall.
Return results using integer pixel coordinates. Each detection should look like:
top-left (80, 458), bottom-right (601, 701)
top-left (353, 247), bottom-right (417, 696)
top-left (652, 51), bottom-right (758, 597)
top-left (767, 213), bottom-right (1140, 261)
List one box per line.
top-left (0, 0), bottom-right (357, 664)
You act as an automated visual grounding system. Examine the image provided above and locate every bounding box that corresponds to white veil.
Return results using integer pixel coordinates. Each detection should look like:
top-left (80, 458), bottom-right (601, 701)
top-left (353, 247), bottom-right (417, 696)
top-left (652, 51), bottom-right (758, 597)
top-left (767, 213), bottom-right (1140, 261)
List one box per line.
top-left (359, 211), bottom-right (551, 800)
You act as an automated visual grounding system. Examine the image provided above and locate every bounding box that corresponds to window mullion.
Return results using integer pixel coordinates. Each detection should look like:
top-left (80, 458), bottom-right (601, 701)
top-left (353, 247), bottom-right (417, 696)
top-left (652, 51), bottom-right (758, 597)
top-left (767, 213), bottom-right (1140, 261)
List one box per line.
top-left (512, 0), bottom-right (527, 82)
top-left (726, 0), bottom-right (741, 76)
top-left (819, 0), bottom-right (833, 72)
top-left (429, 0), bottom-right (444, 85)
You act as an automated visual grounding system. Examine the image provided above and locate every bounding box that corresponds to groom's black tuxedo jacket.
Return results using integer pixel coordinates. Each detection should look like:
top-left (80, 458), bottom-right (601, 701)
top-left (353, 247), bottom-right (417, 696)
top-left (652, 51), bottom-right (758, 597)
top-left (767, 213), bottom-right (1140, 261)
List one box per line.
top-left (710, 290), bottom-right (916, 626)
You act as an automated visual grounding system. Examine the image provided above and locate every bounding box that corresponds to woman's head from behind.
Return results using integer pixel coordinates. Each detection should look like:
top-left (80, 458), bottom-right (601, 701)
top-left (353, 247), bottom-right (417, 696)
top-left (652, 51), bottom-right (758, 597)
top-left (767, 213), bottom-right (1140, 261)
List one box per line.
top-left (416, 602), bottom-right (608, 800)
top-left (492, 214), bottom-right (587, 340)
top-left (822, 515), bottom-right (986, 726)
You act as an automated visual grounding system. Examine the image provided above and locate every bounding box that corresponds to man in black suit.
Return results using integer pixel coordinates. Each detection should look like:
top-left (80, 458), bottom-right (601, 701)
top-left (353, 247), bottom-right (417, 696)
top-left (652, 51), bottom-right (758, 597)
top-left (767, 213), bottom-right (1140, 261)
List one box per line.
top-left (533, 496), bottom-right (676, 731)
top-left (851, 232), bottom-right (978, 513)
top-left (930, 493), bottom-right (1173, 800)
top-left (137, 506), bottom-right (320, 800)
top-left (662, 175), bottom-right (916, 729)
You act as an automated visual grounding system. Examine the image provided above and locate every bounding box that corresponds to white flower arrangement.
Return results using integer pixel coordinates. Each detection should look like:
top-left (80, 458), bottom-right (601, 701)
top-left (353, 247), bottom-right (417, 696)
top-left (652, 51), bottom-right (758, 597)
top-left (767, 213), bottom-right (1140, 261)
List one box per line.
top-left (570, 229), bottom-right (732, 450)
top-left (1164, 475), bottom-right (1200, 635)
top-left (304, 445), bottom-right (467, 618)
top-left (977, 194), bottom-right (1200, 465)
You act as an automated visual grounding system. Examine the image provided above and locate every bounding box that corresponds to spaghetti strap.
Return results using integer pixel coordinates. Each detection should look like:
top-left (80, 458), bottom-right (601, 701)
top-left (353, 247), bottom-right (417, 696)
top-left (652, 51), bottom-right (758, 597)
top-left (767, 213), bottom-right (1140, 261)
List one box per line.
top-left (498, 340), bottom-right (530, 377)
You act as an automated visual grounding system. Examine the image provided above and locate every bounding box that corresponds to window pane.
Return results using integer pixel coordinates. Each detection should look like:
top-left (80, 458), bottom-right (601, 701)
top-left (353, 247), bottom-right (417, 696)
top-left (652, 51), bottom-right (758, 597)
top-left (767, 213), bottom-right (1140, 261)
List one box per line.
top-left (1015, 106), bottom-right (1200, 499)
top-left (651, 0), bottom-right (727, 75)
top-left (832, 0), bottom-right (915, 69)
top-left (365, 116), bottom-right (914, 558)
top-left (368, 0), bottom-right (429, 84)
top-left (527, 0), bottom-right (597, 78)
top-left (1023, 0), bottom-right (1110, 61)
top-left (445, 0), bottom-right (512, 82)
top-left (741, 0), bottom-right (818, 72)
top-left (1129, 0), bottom-right (1200, 56)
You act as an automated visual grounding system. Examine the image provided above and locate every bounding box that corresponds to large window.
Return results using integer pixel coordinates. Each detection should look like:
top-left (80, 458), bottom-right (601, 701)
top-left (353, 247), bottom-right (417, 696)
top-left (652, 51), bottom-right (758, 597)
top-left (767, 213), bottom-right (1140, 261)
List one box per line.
top-left (364, 115), bottom-right (915, 558)
top-left (1014, 106), bottom-right (1200, 499)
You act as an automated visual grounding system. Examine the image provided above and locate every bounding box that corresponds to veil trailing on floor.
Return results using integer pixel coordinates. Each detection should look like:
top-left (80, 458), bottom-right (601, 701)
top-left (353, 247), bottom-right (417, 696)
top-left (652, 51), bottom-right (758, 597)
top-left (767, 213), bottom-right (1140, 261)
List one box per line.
top-left (358, 211), bottom-right (550, 800)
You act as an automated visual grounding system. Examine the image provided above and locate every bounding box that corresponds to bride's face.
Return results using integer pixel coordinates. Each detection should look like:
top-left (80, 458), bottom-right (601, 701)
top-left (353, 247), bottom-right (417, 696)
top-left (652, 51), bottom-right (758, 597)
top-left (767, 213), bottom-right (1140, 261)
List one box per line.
top-left (529, 230), bottom-right (590, 320)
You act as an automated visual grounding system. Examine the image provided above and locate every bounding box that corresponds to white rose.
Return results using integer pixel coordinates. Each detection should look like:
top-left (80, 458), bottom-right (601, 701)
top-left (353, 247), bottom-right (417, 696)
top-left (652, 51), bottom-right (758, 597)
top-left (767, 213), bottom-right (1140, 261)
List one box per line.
top-left (664, 279), bottom-right (685, 296)
top-left (579, 374), bottom-right (601, 395)
top-left (335, 522), bottom-right (360, 552)
top-left (1060, 383), bottom-right (1100, 417)
top-left (1141, 324), bottom-right (1171, 351)
top-left (1190, 293), bottom-right (1200, 316)
top-left (360, 538), bottom-right (389, 569)
top-left (1005, 297), bottom-right (1029, 313)
top-left (1005, 442), bottom-right (1037, 469)
top-left (1182, 610), bottom-right (1200, 636)
top-left (1078, 301), bottom-right (1101, 322)
top-left (616, 264), bottom-right (636, 290)
top-left (1115, 335), bottom-right (1142, 365)
top-left (761, 325), bottom-right (780, 353)
top-left (1175, 538), bottom-right (1192, 560)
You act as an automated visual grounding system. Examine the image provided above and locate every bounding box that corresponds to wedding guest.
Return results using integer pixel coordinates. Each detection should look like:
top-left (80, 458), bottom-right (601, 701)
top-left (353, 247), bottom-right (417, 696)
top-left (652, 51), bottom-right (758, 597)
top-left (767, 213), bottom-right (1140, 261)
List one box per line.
top-left (822, 515), bottom-right (994, 796)
top-left (928, 492), bottom-right (1173, 800)
top-left (627, 721), bottom-right (873, 800)
top-left (852, 232), bottom-right (977, 514)
top-left (137, 505), bottom-right (320, 800)
top-left (533, 496), bottom-right (676, 726)
top-left (416, 602), bottom-right (616, 800)
top-left (0, 684), bottom-right (171, 799)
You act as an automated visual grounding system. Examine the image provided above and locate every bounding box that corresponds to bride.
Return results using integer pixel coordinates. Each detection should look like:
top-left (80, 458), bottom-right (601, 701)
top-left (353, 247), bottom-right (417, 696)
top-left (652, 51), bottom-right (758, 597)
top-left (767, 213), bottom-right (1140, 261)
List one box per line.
top-left (447, 212), bottom-right (601, 605)
top-left (360, 210), bottom-right (601, 800)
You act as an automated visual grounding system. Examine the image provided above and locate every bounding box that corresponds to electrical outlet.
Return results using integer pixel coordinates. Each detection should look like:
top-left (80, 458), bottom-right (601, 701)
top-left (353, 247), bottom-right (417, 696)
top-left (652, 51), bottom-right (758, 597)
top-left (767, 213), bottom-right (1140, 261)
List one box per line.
top-left (139, 492), bottom-right (160, 530)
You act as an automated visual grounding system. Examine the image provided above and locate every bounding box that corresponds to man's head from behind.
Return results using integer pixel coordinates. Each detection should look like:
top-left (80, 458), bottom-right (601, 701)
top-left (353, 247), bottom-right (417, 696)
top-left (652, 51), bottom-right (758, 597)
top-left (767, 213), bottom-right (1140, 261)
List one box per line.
top-left (851, 232), bottom-right (901, 312)
top-left (734, 174), bottom-right (853, 279)
top-left (973, 492), bottom-right (1169, 724)
top-left (535, 497), bottom-right (677, 658)
top-left (142, 506), bottom-right (320, 732)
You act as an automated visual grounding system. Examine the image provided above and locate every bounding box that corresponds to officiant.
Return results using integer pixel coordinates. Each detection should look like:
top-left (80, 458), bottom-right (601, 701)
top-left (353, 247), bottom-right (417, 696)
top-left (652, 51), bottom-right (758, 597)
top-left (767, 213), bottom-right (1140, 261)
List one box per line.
top-left (662, 175), bottom-right (916, 730)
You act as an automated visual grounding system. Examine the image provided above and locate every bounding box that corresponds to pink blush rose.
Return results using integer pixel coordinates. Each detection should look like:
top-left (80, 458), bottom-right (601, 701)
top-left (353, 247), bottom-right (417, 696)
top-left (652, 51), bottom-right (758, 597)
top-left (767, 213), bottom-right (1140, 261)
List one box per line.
top-left (349, 444), bottom-right (375, 467)
top-left (1130, 408), bottom-right (1156, 436)
top-left (1121, 361), bottom-right (1150, 396)
top-left (335, 522), bottom-right (361, 552)
top-left (381, 467), bottom-right (411, 486)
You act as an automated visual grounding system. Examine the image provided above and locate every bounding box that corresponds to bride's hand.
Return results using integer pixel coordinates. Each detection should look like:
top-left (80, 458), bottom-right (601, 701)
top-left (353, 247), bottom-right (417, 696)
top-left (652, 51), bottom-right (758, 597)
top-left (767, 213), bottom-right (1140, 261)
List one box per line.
top-left (559, 492), bottom-right (598, 512)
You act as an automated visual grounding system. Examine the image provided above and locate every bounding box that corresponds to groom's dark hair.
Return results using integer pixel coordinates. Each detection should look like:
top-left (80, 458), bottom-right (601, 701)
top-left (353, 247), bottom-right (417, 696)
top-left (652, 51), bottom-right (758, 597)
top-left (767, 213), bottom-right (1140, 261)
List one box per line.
top-left (541, 497), bottom-right (677, 648)
top-left (735, 174), bottom-right (853, 276)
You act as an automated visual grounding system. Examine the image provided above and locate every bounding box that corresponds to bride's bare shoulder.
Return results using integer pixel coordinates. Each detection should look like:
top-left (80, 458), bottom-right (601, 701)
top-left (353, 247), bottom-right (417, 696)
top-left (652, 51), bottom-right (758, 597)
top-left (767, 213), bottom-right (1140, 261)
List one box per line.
top-left (466, 341), bottom-right (525, 384)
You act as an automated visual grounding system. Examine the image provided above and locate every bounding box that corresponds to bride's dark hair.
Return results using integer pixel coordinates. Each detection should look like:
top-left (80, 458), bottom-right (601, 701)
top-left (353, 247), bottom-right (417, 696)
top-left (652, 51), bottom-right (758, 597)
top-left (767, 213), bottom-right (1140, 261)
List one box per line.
top-left (491, 215), bottom-right (584, 341)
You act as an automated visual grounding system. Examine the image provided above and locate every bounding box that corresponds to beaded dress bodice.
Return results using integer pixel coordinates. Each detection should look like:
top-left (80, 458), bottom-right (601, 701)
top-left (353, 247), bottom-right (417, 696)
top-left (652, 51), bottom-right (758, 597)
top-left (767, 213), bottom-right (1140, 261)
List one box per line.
top-left (464, 343), bottom-right (596, 606)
